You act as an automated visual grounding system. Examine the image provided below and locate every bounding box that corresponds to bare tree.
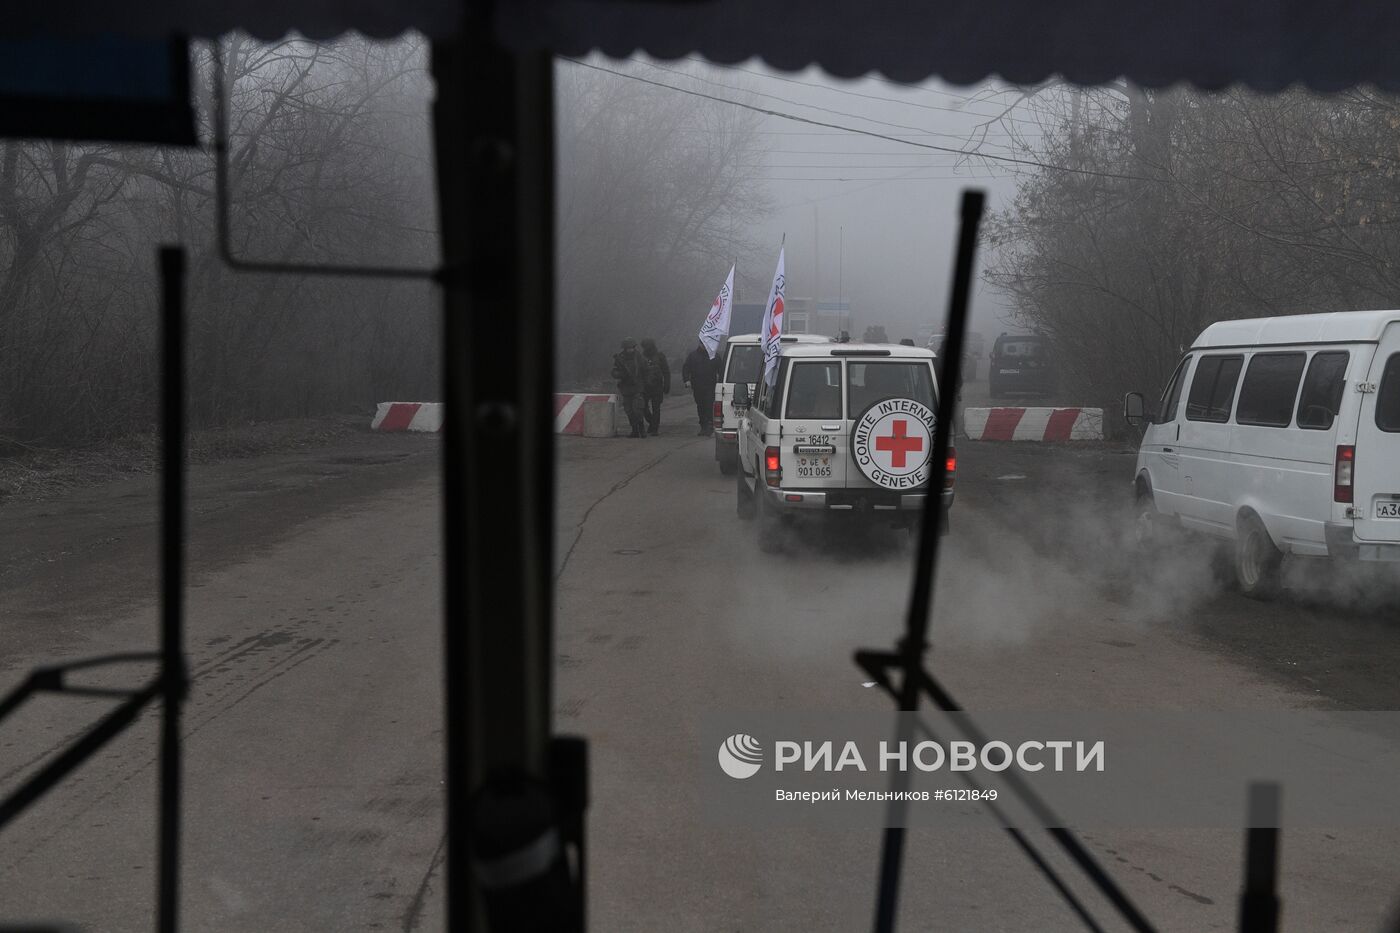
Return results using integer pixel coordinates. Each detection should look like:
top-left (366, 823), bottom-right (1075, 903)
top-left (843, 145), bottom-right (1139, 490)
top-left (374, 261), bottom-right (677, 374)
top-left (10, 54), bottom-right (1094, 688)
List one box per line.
top-left (555, 61), bottom-right (771, 384)
top-left (0, 35), bottom-right (438, 448)
top-left (986, 84), bottom-right (1400, 426)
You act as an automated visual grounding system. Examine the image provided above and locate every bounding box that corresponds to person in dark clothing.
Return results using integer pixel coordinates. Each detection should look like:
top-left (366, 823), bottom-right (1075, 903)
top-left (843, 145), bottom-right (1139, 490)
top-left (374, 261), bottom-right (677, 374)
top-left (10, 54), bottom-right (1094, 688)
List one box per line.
top-left (611, 337), bottom-right (647, 438)
top-left (639, 338), bottom-right (670, 436)
top-left (682, 342), bottom-right (718, 436)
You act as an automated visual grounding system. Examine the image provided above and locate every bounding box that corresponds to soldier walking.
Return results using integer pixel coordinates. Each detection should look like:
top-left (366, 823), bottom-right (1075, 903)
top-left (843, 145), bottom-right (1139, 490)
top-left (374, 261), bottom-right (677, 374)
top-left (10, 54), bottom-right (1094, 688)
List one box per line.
top-left (682, 341), bottom-right (717, 436)
top-left (612, 338), bottom-right (647, 438)
top-left (639, 338), bottom-right (670, 436)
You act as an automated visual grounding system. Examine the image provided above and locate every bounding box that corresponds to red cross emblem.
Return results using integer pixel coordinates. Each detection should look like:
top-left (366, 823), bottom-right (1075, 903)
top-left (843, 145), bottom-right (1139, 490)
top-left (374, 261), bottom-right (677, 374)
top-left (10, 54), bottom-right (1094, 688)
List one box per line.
top-left (875, 419), bottom-right (923, 468)
top-left (768, 297), bottom-right (784, 338)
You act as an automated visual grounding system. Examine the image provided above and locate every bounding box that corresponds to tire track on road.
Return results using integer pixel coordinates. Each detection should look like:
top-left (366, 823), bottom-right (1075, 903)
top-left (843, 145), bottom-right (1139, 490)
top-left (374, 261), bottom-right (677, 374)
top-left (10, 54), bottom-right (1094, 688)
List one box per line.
top-left (0, 628), bottom-right (322, 786)
top-left (0, 634), bottom-right (341, 874)
top-left (555, 437), bottom-right (703, 582)
top-left (399, 830), bottom-right (446, 931)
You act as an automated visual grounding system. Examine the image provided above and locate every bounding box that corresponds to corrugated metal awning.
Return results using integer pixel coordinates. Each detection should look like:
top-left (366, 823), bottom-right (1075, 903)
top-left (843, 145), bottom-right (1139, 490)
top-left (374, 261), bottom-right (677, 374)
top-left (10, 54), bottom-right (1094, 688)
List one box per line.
top-left (5, 0), bottom-right (1400, 90)
top-left (502, 0), bottom-right (1400, 91)
top-left (0, 1), bottom-right (462, 41)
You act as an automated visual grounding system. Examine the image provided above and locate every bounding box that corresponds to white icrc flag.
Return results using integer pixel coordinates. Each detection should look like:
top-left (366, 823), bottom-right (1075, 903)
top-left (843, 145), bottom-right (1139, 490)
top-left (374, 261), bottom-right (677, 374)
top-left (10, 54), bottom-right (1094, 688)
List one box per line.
top-left (759, 246), bottom-right (786, 387)
top-left (698, 264), bottom-right (735, 360)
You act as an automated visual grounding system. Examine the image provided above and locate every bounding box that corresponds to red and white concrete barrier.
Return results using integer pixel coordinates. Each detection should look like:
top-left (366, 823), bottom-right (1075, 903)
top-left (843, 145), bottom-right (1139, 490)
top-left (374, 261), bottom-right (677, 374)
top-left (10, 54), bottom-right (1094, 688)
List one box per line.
top-left (373, 395), bottom-right (619, 435)
top-left (371, 402), bottom-right (442, 432)
top-left (554, 393), bottom-right (616, 435)
top-left (962, 407), bottom-right (1103, 442)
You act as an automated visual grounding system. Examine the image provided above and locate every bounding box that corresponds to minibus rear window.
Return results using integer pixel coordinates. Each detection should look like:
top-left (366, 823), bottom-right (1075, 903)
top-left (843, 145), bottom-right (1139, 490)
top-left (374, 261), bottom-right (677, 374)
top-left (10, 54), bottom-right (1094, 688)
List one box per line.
top-left (1376, 354), bottom-right (1400, 433)
top-left (1296, 351), bottom-right (1350, 430)
top-left (1237, 353), bottom-right (1306, 427)
top-left (1185, 354), bottom-right (1244, 423)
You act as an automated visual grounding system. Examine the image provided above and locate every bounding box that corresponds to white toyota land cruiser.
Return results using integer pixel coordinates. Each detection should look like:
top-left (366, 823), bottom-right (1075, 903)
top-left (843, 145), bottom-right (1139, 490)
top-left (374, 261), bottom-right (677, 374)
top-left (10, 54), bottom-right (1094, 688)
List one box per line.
top-left (733, 342), bottom-right (954, 551)
top-left (714, 332), bottom-right (833, 475)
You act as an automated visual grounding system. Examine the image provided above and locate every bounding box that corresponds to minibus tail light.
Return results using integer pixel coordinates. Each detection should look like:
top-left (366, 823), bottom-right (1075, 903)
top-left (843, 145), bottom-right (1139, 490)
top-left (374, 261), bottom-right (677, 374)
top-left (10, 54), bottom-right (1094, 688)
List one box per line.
top-left (945, 447), bottom-right (957, 490)
top-left (1335, 445), bottom-right (1355, 503)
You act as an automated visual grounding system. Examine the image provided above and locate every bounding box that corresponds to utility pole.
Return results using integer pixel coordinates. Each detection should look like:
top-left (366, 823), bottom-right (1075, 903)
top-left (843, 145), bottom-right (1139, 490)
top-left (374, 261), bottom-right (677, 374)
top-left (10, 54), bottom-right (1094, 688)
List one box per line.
top-left (839, 225), bottom-right (845, 334)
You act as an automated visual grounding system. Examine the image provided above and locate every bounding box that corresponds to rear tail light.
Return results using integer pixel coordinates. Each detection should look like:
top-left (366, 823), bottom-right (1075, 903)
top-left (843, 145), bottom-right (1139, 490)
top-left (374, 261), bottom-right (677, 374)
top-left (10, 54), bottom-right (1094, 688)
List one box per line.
top-left (1335, 445), bottom-right (1355, 503)
top-left (713, 400), bottom-right (724, 421)
top-left (764, 446), bottom-right (782, 487)
top-left (944, 446), bottom-right (957, 490)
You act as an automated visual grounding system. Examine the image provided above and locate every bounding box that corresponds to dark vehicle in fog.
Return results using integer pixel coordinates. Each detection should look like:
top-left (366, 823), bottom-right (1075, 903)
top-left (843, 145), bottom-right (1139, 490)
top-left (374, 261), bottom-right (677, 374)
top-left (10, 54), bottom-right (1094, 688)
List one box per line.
top-left (926, 331), bottom-right (985, 380)
top-left (988, 333), bottom-right (1056, 399)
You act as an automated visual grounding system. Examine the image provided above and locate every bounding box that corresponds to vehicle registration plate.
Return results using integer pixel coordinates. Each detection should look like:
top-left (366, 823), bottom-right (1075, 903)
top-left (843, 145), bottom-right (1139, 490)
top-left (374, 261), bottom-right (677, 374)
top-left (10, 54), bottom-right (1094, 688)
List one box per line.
top-left (796, 456), bottom-right (831, 479)
top-left (1376, 500), bottom-right (1400, 519)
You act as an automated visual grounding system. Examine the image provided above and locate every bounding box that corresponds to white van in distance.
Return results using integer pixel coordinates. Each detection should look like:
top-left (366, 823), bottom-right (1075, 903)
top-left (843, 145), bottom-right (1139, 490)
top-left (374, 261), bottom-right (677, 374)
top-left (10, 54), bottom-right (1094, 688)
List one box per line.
top-left (713, 333), bottom-right (832, 475)
top-left (1125, 309), bottom-right (1400, 596)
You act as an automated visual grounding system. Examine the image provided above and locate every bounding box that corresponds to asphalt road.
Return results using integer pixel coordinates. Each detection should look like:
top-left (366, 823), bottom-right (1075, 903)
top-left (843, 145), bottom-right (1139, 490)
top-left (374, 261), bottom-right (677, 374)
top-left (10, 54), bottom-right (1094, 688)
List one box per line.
top-left (2, 398), bottom-right (1399, 931)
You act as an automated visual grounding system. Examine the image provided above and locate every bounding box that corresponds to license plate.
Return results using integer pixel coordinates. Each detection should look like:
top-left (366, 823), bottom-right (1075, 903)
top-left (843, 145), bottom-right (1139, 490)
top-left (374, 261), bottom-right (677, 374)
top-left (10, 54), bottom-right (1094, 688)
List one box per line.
top-left (796, 457), bottom-right (831, 479)
top-left (1000, 368), bottom-right (1020, 375)
top-left (1376, 500), bottom-right (1400, 519)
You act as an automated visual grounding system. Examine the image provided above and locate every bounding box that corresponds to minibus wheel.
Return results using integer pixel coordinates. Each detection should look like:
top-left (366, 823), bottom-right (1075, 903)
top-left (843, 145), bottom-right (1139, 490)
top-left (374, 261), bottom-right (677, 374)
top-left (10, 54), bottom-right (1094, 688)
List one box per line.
top-left (1133, 484), bottom-right (1170, 550)
top-left (1234, 513), bottom-right (1281, 598)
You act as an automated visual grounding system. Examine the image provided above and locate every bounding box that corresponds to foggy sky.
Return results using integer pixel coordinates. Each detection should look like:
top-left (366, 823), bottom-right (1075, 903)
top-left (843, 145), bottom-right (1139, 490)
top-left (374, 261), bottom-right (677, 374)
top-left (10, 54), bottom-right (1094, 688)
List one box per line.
top-left (627, 56), bottom-right (1046, 342)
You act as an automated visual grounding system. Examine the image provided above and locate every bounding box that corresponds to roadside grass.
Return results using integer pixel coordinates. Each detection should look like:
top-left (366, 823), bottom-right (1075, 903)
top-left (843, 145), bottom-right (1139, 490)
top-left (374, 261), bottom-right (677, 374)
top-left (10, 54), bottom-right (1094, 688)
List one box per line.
top-left (0, 414), bottom-right (367, 503)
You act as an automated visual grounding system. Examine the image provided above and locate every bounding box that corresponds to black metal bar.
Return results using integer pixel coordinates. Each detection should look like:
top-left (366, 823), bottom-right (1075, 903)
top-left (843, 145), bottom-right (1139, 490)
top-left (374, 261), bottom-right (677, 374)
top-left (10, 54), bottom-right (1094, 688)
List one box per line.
top-left (1239, 782), bottom-right (1281, 933)
top-left (906, 190), bottom-right (982, 657)
top-left (0, 673), bottom-right (48, 726)
top-left (431, 16), bottom-right (562, 927)
top-left (0, 655), bottom-right (160, 727)
top-left (870, 190), bottom-right (984, 933)
top-left (1004, 828), bottom-right (1108, 933)
top-left (905, 713), bottom-right (1108, 932)
top-left (157, 246), bottom-right (189, 933)
top-left (429, 37), bottom-right (474, 933)
top-left (0, 680), bottom-right (161, 831)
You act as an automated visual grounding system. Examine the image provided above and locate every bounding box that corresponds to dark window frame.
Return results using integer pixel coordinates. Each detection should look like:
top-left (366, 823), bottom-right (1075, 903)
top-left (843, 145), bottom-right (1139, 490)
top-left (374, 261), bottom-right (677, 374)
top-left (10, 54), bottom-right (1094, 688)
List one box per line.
top-left (1236, 352), bottom-right (1307, 428)
top-left (1296, 350), bottom-right (1351, 431)
top-left (724, 343), bottom-right (762, 385)
top-left (758, 358), bottom-right (788, 418)
top-left (1376, 353), bottom-right (1400, 433)
top-left (845, 359), bottom-right (936, 419)
top-left (783, 359), bottom-right (843, 420)
top-left (1156, 354), bottom-right (1193, 425)
top-left (1185, 354), bottom-right (1244, 423)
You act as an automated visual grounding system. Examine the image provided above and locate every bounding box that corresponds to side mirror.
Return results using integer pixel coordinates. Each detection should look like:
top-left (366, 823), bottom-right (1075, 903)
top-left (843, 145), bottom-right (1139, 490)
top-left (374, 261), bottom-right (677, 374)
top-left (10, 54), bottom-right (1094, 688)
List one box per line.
top-left (732, 382), bottom-right (751, 411)
top-left (1123, 391), bottom-right (1146, 426)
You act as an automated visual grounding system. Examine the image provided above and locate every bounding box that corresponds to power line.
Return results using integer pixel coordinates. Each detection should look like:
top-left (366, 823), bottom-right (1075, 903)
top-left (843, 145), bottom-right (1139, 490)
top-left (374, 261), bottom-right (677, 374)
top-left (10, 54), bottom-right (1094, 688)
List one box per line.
top-left (678, 54), bottom-right (1057, 127)
top-left (565, 59), bottom-right (1158, 183)
top-left (762, 164), bottom-right (1018, 170)
top-left (684, 130), bottom-right (1044, 139)
top-left (632, 58), bottom-right (1031, 156)
top-left (766, 175), bottom-right (1017, 181)
top-left (761, 150), bottom-right (1035, 158)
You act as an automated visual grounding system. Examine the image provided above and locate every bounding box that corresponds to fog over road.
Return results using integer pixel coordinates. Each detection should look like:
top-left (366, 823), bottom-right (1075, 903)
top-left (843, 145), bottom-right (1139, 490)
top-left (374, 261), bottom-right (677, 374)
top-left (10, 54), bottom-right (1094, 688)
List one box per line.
top-left (2, 398), bottom-right (1399, 930)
